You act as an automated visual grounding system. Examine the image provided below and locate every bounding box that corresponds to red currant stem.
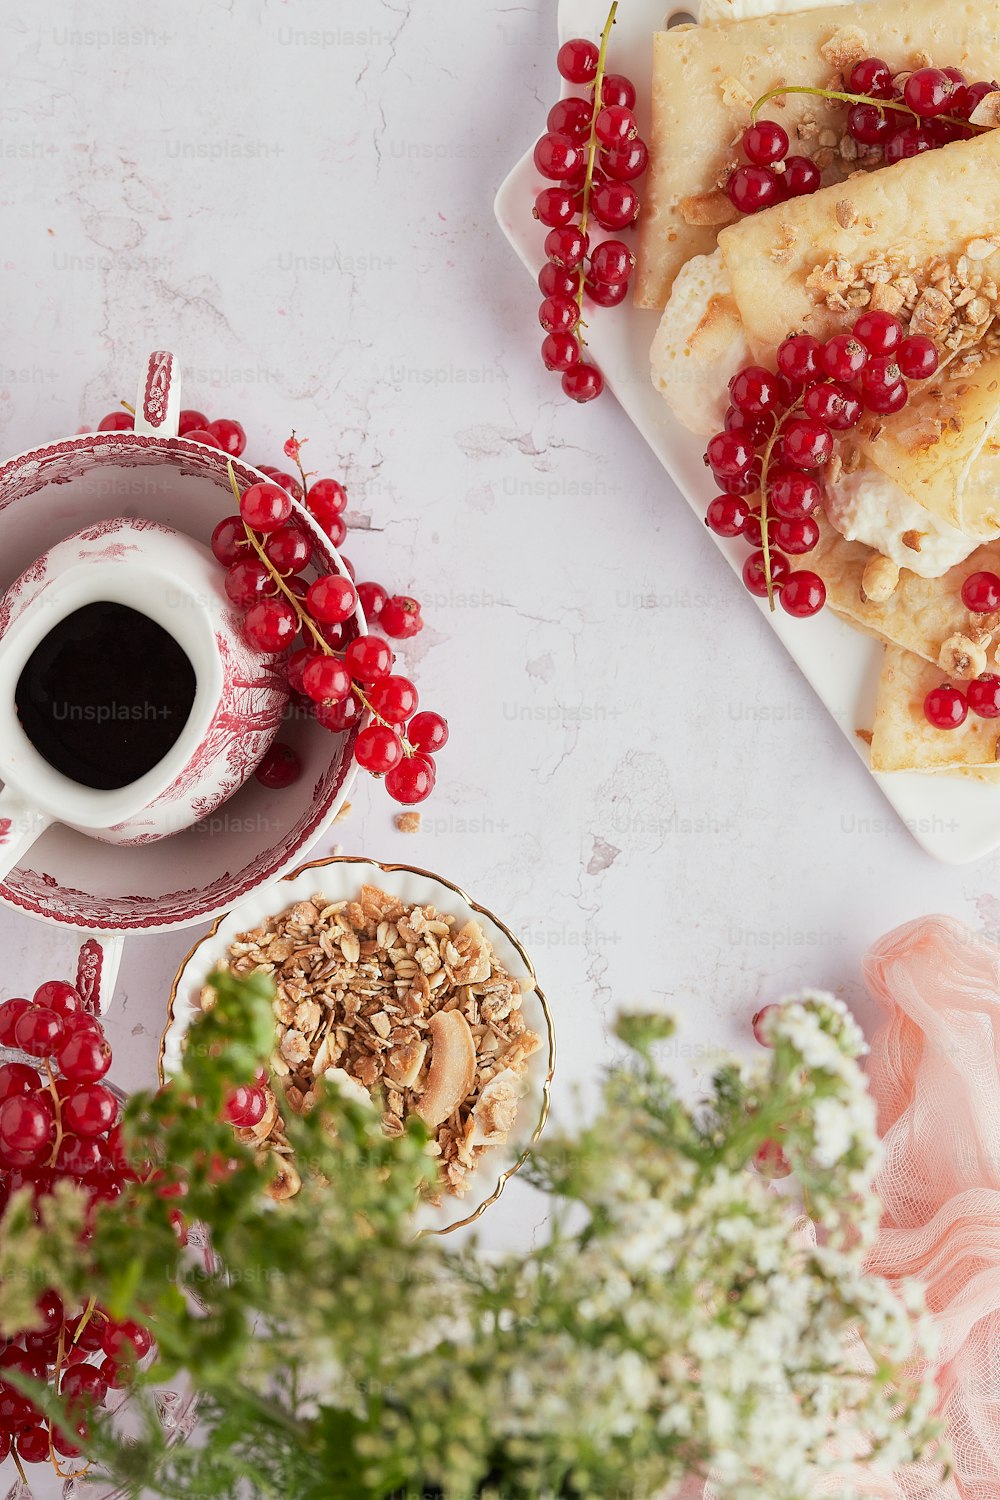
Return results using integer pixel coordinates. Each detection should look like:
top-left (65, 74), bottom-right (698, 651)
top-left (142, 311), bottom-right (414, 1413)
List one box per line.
top-left (573, 0), bottom-right (619, 351)
top-left (750, 83), bottom-right (987, 133)
top-left (120, 399), bottom-right (136, 415)
top-left (44, 1058), bottom-right (63, 1168)
top-left (224, 461), bottom-right (412, 749)
top-left (287, 430), bottom-right (313, 502)
top-left (11, 1450), bottom-right (27, 1484)
top-left (72, 1295), bottom-right (98, 1348)
top-left (758, 394), bottom-right (806, 611)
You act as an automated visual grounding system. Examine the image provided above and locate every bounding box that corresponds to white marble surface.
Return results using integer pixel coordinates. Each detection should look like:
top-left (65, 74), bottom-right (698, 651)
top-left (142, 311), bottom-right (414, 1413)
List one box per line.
top-left (0, 0), bottom-right (997, 1250)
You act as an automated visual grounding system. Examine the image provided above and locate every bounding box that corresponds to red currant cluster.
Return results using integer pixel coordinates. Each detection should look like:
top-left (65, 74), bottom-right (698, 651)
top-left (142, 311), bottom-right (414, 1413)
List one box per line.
top-left (532, 3), bottom-right (647, 402)
top-left (704, 309), bottom-right (940, 616)
top-left (96, 406), bottom-right (444, 807)
top-left (924, 571), bottom-right (1000, 729)
top-left (0, 982), bottom-right (153, 1475)
top-left (730, 59), bottom-right (994, 216)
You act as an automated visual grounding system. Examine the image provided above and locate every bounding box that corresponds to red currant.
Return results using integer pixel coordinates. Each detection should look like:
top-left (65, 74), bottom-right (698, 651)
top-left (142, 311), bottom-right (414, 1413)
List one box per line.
top-left (897, 335), bottom-right (939, 380)
top-left (535, 187), bottom-right (576, 229)
top-left (97, 411), bottom-right (134, 432)
top-left (924, 684), bottom-right (968, 729)
top-left (594, 74), bottom-right (636, 110)
top-left (742, 120), bottom-right (789, 165)
top-left (780, 417), bottom-right (833, 470)
top-left (254, 742), bottom-right (302, 789)
top-left (562, 364), bottom-right (604, 402)
top-left (264, 525), bottom-right (312, 574)
top-left (862, 380), bottom-right (908, 414)
top-left (15, 1427), bottom-right (49, 1463)
top-left (314, 695), bottom-right (362, 733)
top-left (742, 550), bottom-right (790, 597)
top-left (316, 512), bottom-right (347, 547)
top-left (544, 225), bottom-right (589, 270)
top-left (782, 156), bottom-right (822, 196)
top-left (306, 478), bottom-right (347, 522)
top-left (773, 516), bottom-right (820, 555)
top-left (542, 332), bottom-right (581, 372)
top-left (268, 470), bottom-right (304, 500)
top-left (885, 126), bottom-right (933, 164)
top-left (344, 635), bottom-right (393, 683)
top-left (778, 570), bottom-right (826, 616)
top-left (0, 997), bottom-right (30, 1046)
top-left (958, 80), bottom-right (996, 120)
top-left (904, 66), bottom-right (959, 117)
top-left (63, 1083), bottom-right (117, 1138)
top-left (853, 309), bottom-right (904, 355)
top-left (356, 582), bottom-right (388, 622)
top-left (181, 427), bottom-right (223, 448)
top-left (367, 674), bottom-right (418, 724)
top-left (101, 1320), bottom-right (152, 1362)
top-left (302, 656), bottom-right (352, 704)
top-left (600, 138), bottom-right (648, 180)
top-left (533, 132), bottom-right (584, 181)
top-left (556, 37), bottom-right (599, 84)
top-left (588, 239), bottom-right (635, 285)
top-left (962, 571), bottom-right (1000, 612)
top-left (211, 515), bottom-right (248, 567)
top-left (56, 1134), bottom-right (107, 1177)
top-left (240, 482), bottom-right (293, 533)
top-left (766, 469), bottom-right (823, 520)
top-left (538, 259), bottom-right (577, 298)
top-left (407, 711), bottom-right (449, 754)
top-left (379, 595), bottom-right (423, 639)
top-left (705, 494), bottom-right (750, 537)
top-left (706, 430), bottom-right (754, 479)
top-left (968, 674), bottom-right (1000, 717)
top-left (595, 105), bottom-right (637, 146)
top-left (776, 333), bottom-right (822, 385)
top-left (729, 365), bottom-right (780, 416)
top-left (243, 597), bottom-right (298, 652)
top-left (0, 1063), bottom-right (41, 1101)
top-left (224, 1084), bottom-right (268, 1127)
top-left (590, 180), bottom-right (639, 229)
top-left (60, 1362), bottom-right (108, 1409)
top-left (584, 276), bottom-right (628, 307)
top-left (803, 381), bottom-right (862, 431)
top-left (547, 97), bottom-right (591, 141)
top-left (306, 574), bottom-right (357, 625)
top-left (0, 1096), bottom-right (52, 1156)
top-left (385, 754), bottom-right (436, 805)
top-left (355, 724), bottom-right (404, 773)
top-left (539, 296), bottom-right (580, 334)
top-left (727, 164), bottom-right (780, 214)
top-left (861, 356), bottom-right (904, 397)
top-left (847, 56), bottom-right (894, 99)
top-left (206, 418), bottom-right (246, 456)
top-left (821, 334), bottom-right (868, 382)
top-left (178, 408), bottom-right (209, 435)
top-left (225, 558), bottom-right (272, 608)
top-left (14, 1007), bottom-right (63, 1058)
top-left (847, 103), bottom-right (894, 144)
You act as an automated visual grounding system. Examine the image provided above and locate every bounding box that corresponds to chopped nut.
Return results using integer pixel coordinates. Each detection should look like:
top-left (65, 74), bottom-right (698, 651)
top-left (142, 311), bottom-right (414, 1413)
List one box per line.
top-left (939, 632), bottom-right (989, 680)
top-left (971, 91), bottom-right (1000, 128)
top-left (395, 811), bottom-right (421, 833)
top-left (720, 76), bottom-right (753, 110)
top-left (860, 555), bottom-right (900, 604)
top-left (835, 199), bottom-right (858, 230)
top-left (900, 530), bottom-right (924, 553)
top-left (821, 26), bottom-right (869, 71)
top-left (418, 1011), bottom-right (477, 1128)
top-left (678, 189), bottom-right (739, 228)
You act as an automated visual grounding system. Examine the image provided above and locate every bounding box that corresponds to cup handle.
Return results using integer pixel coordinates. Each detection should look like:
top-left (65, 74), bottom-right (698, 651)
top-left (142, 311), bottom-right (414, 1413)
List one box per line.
top-left (0, 788), bottom-right (51, 884)
top-left (75, 934), bottom-right (126, 1018)
top-left (133, 351), bottom-right (181, 439)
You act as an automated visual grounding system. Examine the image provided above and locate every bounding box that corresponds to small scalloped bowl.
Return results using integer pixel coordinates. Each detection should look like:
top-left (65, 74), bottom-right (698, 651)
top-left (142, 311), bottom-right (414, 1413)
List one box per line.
top-left (160, 855), bottom-right (555, 1235)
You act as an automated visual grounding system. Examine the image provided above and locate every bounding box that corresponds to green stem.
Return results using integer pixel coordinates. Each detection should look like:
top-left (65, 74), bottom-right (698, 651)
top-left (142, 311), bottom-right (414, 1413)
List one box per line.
top-left (757, 395), bottom-right (804, 612)
top-left (751, 83), bottom-right (987, 134)
top-left (574, 1), bottom-right (618, 352)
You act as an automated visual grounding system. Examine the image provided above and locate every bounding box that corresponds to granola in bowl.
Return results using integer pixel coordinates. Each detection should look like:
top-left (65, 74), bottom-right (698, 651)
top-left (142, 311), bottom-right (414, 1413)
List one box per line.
top-left (199, 879), bottom-right (545, 1204)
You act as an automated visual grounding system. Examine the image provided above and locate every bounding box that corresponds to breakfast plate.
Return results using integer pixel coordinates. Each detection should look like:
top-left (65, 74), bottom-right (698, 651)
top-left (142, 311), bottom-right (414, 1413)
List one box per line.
top-left (160, 856), bottom-right (556, 1237)
top-left (495, 0), bottom-right (1000, 863)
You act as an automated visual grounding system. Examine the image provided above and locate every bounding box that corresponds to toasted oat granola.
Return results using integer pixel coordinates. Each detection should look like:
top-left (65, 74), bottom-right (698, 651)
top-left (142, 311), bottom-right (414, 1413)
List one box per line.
top-left (216, 883), bottom-right (543, 1201)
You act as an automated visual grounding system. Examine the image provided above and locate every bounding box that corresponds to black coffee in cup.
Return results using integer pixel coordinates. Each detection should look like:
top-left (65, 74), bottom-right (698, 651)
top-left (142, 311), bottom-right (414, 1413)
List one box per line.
top-left (14, 601), bottom-right (196, 791)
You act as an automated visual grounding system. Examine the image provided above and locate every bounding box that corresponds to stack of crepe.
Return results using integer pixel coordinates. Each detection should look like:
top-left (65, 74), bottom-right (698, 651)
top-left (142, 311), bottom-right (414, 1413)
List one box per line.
top-left (638, 0), bottom-right (1000, 779)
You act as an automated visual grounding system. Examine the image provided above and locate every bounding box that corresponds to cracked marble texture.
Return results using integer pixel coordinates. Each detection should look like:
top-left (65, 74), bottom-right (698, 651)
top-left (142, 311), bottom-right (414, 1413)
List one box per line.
top-left (0, 0), bottom-right (997, 1251)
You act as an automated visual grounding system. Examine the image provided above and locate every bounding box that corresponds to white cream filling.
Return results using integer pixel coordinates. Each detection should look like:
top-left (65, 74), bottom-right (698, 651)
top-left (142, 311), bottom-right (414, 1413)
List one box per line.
top-left (823, 467), bottom-right (977, 578)
top-left (697, 0), bottom-right (847, 21)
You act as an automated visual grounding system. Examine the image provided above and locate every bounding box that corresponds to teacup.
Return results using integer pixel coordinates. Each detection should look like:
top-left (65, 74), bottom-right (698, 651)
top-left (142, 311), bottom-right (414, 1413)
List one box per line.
top-left (0, 516), bottom-right (289, 878)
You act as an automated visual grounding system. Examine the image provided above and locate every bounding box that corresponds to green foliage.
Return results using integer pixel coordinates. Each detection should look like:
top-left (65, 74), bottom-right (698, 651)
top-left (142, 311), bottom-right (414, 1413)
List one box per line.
top-left (1, 980), bottom-right (945, 1499)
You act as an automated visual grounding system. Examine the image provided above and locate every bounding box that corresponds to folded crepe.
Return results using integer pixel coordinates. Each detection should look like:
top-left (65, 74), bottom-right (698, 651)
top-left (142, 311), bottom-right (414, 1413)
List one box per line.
top-left (871, 644), bottom-right (1000, 772)
top-left (635, 0), bottom-right (1000, 310)
top-left (719, 130), bottom-right (1000, 538)
top-left (812, 516), bottom-right (1000, 667)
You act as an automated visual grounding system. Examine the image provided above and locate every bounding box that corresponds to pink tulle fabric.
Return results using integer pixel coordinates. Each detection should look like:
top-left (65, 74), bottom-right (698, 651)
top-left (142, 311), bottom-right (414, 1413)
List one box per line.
top-left (865, 914), bottom-right (1000, 1500)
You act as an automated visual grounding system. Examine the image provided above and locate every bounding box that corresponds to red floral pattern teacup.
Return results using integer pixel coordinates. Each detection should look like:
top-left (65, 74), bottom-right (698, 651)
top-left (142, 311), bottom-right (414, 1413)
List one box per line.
top-left (0, 516), bottom-right (288, 877)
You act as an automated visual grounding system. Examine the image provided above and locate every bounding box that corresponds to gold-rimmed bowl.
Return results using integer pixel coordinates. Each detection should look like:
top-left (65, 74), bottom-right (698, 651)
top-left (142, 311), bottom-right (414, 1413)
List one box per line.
top-left (160, 855), bottom-right (555, 1236)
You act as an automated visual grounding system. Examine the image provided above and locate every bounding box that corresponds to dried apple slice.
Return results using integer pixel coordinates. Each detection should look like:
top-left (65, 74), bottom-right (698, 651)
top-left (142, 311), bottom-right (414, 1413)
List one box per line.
top-left (417, 1011), bottom-right (476, 1128)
